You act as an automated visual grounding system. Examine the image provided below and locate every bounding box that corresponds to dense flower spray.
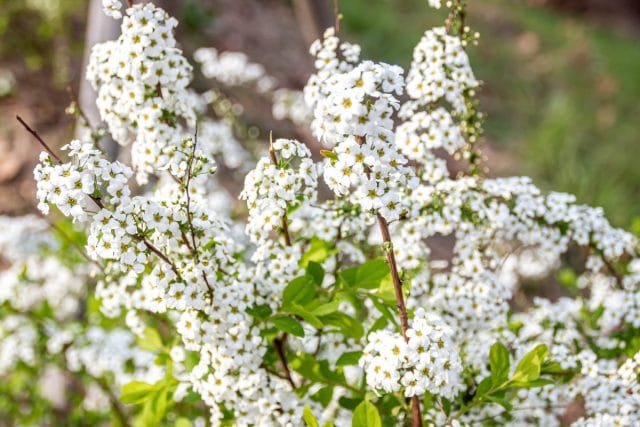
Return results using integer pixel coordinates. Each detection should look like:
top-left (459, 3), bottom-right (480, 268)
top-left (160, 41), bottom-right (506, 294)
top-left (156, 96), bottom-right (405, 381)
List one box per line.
top-left (3, 1), bottom-right (639, 426)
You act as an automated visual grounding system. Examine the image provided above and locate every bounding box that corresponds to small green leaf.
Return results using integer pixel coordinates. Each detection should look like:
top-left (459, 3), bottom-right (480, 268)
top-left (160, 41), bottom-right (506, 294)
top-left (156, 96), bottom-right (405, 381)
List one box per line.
top-left (356, 259), bottom-right (390, 289)
top-left (303, 406), bottom-right (320, 427)
top-left (282, 275), bottom-right (316, 308)
top-left (247, 304), bottom-right (273, 321)
top-left (485, 394), bottom-right (513, 411)
top-left (512, 344), bottom-right (548, 384)
top-left (489, 342), bottom-right (510, 385)
top-left (311, 386), bottom-right (334, 407)
top-left (352, 400), bottom-right (381, 427)
top-left (336, 351), bottom-right (363, 366)
top-left (300, 238), bottom-right (333, 267)
top-left (287, 304), bottom-right (324, 329)
top-left (306, 261), bottom-right (325, 285)
top-left (272, 315), bottom-right (305, 337)
top-left (475, 376), bottom-right (493, 397)
top-left (120, 381), bottom-right (157, 404)
top-left (341, 259), bottom-right (390, 290)
top-left (319, 149), bottom-right (338, 161)
top-left (176, 418), bottom-right (191, 427)
top-left (137, 327), bottom-right (164, 352)
top-left (321, 312), bottom-right (364, 339)
top-left (310, 300), bottom-right (340, 316)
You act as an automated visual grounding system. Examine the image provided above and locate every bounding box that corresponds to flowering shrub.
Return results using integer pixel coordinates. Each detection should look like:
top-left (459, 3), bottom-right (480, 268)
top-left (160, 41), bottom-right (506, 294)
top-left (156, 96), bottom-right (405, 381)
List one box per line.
top-left (3, 0), bottom-right (639, 426)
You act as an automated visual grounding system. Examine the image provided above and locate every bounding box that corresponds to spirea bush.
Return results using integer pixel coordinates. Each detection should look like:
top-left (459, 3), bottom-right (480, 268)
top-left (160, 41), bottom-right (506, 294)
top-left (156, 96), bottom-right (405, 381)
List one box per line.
top-left (2, 1), bottom-right (639, 426)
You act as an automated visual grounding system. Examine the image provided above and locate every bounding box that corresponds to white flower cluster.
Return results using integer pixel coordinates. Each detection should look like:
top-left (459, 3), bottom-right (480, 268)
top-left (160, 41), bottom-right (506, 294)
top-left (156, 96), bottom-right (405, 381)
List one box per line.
top-left (575, 351), bottom-right (640, 423)
top-left (102, 0), bottom-right (123, 19)
top-left (195, 48), bottom-right (312, 128)
top-left (194, 47), bottom-right (275, 92)
top-left (87, 3), bottom-right (196, 183)
top-left (66, 327), bottom-right (163, 387)
top-left (360, 309), bottom-right (463, 399)
top-left (0, 215), bottom-right (88, 321)
top-left (306, 29), bottom-right (417, 221)
top-left (0, 315), bottom-right (37, 375)
top-left (10, 2), bottom-right (640, 426)
top-left (396, 107), bottom-right (465, 164)
top-left (405, 27), bottom-right (478, 114)
top-left (240, 138), bottom-right (318, 244)
top-left (33, 140), bottom-right (132, 221)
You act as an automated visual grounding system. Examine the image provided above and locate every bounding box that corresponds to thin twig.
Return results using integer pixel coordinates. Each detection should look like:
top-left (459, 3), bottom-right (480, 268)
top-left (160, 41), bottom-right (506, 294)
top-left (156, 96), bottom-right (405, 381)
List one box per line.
top-left (185, 129), bottom-right (199, 257)
top-left (16, 116), bottom-right (63, 163)
top-left (333, 0), bottom-right (341, 33)
top-left (273, 335), bottom-right (297, 389)
top-left (355, 134), bottom-right (423, 427)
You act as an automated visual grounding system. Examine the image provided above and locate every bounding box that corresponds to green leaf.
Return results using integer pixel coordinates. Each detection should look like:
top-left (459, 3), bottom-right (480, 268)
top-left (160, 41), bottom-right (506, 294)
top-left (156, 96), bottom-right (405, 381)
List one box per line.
top-left (311, 386), bottom-right (334, 407)
top-left (137, 327), bottom-right (164, 352)
top-left (376, 275), bottom-right (396, 303)
top-left (247, 304), bottom-right (273, 321)
top-left (120, 381), bottom-right (157, 404)
top-left (176, 418), bottom-right (191, 427)
top-left (319, 149), bottom-right (338, 161)
top-left (306, 261), bottom-right (325, 285)
top-left (303, 406), bottom-right (320, 427)
top-left (490, 342), bottom-right (510, 385)
top-left (300, 238), bottom-right (333, 267)
top-left (320, 312), bottom-right (364, 339)
top-left (282, 275), bottom-right (316, 308)
top-left (352, 400), bottom-right (381, 427)
top-left (475, 376), bottom-right (493, 397)
top-left (272, 315), bottom-right (305, 337)
top-left (485, 394), bottom-right (513, 411)
top-left (341, 259), bottom-right (390, 290)
top-left (151, 389), bottom-right (168, 425)
top-left (310, 300), bottom-right (340, 316)
top-left (336, 351), bottom-right (363, 366)
top-left (512, 344), bottom-right (548, 384)
top-left (287, 303), bottom-right (324, 329)
top-left (356, 259), bottom-right (390, 289)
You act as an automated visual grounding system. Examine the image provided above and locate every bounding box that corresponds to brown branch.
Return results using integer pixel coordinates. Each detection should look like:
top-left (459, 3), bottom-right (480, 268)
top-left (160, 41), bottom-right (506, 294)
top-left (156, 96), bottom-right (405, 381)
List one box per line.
top-left (355, 134), bottom-right (422, 426)
top-left (273, 335), bottom-right (297, 389)
top-left (17, 115), bottom-right (105, 211)
top-left (376, 213), bottom-right (423, 427)
top-left (333, 0), bottom-right (341, 32)
top-left (16, 115), bottom-right (63, 164)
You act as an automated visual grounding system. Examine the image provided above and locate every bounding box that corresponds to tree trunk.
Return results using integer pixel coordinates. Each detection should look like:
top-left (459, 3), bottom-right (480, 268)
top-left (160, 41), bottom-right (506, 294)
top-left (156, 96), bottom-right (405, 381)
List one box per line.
top-left (292, 0), bottom-right (335, 47)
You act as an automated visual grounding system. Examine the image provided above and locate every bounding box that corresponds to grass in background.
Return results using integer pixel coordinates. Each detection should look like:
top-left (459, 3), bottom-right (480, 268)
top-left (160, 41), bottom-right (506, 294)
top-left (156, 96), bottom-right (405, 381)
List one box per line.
top-left (341, 0), bottom-right (640, 226)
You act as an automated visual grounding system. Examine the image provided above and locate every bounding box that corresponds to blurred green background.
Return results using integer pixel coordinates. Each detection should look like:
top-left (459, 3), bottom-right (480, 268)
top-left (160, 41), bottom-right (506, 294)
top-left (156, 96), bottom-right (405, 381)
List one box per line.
top-left (0, 0), bottom-right (638, 227)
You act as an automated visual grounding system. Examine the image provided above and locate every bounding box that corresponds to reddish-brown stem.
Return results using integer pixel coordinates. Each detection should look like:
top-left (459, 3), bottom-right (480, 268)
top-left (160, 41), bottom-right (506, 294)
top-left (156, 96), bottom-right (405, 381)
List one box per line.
top-left (16, 116), bottom-right (63, 164)
top-left (376, 213), bottom-right (411, 338)
top-left (267, 132), bottom-right (298, 389)
top-left (356, 134), bottom-right (422, 426)
top-left (273, 335), bottom-right (297, 389)
top-left (376, 213), bottom-right (423, 427)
